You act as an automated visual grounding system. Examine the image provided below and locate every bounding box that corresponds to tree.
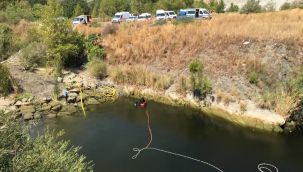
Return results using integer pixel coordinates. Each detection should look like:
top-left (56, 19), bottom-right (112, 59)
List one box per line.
top-left (189, 59), bottom-right (212, 99)
top-left (240, 0), bottom-right (262, 14)
top-left (264, 0), bottom-right (276, 12)
top-left (209, 0), bottom-right (218, 12)
top-left (0, 24), bottom-right (13, 61)
top-left (41, 0), bottom-right (86, 76)
top-left (227, 3), bottom-right (239, 12)
top-left (193, 0), bottom-right (209, 9)
top-left (73, 3), bottom-right (84, 17)
top-left (216, 0), bottom-right (225, 13)
top-left (280, 2), bottom-right (291, 10)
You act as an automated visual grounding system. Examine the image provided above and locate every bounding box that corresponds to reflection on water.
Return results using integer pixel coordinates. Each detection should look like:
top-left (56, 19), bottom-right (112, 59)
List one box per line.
top-left (38, 98), bottom-right (303, 172)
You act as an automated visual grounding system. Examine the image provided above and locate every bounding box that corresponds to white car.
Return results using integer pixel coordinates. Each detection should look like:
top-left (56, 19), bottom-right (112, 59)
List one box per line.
top-left (179, 9), bottom-right (211, 19)
top-left (156, 10), bottom-right (166, 20)
top-left (165, 11), bottom-right (177, 19)
top-left (72, 15), bottom-right (92, 26)
top-left (112, 12), bottom-right (131, 23)
top-left (138, 13), bottom-right (152, 21)
top-left (126, 15), bottom-right (138, 22)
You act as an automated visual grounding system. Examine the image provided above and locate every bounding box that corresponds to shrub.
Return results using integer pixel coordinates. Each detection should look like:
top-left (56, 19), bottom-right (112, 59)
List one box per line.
top-left (0, 112), bottom-right (93, 171)
top-left (20, 42), bottom-right (46, 71)
top-left (227, 3), bottom-right (239, 12)
top-left (280, 0), bottom-right (303, 10)
top-left (0, 64), bottom-right (12, 96)
top-left (4, 1), bottom-right (34, 24)
top-left (189, 59), bottom-right (212, 99)
top-left (216, 0), bottom-right (225, 13)
top-left (102, 24), bottom-right (118, 36)
top-left (0, 23), bottom-right (13, 61)
top-left (85, 34), bottom-right (105, 61)
top-left (248, 71), bottom-right (259, 84)
top-left (240, 0), bottom-right (263, 14)
top-left (280, 2), bottom-right (292, 10)
top-left (86, 59), bottom-right (107, 78)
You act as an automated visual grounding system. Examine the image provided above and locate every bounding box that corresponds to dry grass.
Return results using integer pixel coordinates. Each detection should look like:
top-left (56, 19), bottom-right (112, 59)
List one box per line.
top-left (275, 92), bottom-right (297, 117)
top-left (109, 64), bottom-right (173, 90)
top-left (74, 24), bottom-right (102, 38)
top-left (103, 9), bottom-right (303, 69)
top-left (240, 101), bottom-right (248, 113)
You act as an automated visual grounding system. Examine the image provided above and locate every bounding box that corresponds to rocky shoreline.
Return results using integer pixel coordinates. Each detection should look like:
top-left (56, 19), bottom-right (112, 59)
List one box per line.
top-left (1, 72), bottom-right (118, 121)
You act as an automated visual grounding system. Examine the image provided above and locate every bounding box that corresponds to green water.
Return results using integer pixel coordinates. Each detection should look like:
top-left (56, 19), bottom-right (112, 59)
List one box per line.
top-left (40, 98), bottom-right (303, 172)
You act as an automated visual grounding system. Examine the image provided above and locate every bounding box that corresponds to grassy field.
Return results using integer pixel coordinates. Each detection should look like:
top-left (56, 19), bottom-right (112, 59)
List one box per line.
top-left (102, 9), bottom-right (303, 116)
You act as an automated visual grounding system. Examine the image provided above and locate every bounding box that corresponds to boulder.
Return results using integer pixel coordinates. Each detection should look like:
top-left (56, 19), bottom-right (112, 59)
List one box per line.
top-left (69, 88), bottom-right (80, 94)
top-left (57, 77), bottom-right (63, 83)
top-left (61, 105), bottom-right (78, 114)
top-left (51, 104), bottom-right (62, 112)
top-left (20, 105), bottom-right (35, 114)
top-left (67, 93), bottom-right (78, 103)
top-left (86, 98), bottom-right (99, 105)
top-left (46, 113), bottom-right (57, 119)
top-left (57, 112), bottom-right (71, 117)
top-left (23, 113), bottom-right (34, 120)
top-left (42, 97), bottom-right (52, 103)
top-left (41, 105), bottom-right (52, 112)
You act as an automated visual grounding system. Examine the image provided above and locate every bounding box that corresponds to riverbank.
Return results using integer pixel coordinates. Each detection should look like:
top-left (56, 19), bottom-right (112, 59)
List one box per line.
top-left (116, 83), bottom-right (285, 132)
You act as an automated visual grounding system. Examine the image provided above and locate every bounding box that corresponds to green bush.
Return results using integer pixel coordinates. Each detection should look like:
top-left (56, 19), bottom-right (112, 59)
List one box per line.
top-left (20, 42), bottom-right (46, 71)
top-left (248, 71), bottom-right (259, 84)
top-left (3, 1), bottom-right (34, 24)
top-left (240, 0), bottom-right (263, 14)
top-left (0, 24), bottom-right (13, 61)
top-left (189, 59), bottom-right (212, 99)
top-left (280, 0), bottom-right (303, 10)
top-left (86, 59), bottom-right (107, 78)
top-left (85, 34), bottom-right (105, 61)
top-left (0, 64), bottom-right (12, 96)
top-left (264, 0), bottom-right (276, 12)
top-left (227, 3), bottom-right (239, 12)
top-left (0, 112), bottom-right (93, 171)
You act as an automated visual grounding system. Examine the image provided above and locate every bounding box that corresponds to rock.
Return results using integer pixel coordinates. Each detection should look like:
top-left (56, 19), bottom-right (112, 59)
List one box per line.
top-left (43, 97), bottom-right (52, 103)
top-left (51, 104), bottom-right (62, 112)
top-left (61, 105), bottom-right (78, 114)
top-left (67, 93), bottom-right (78, 103)
top-left (22, 98), bottom-right (28, 103)
top-left (14, 112), bottom-right (22, 119)
top-left (41, 105), bottom-right (52, 111)
top-left (57, 112), bottom-right (71, 117)
top-left (20, 105), bottom-right (35, 114)
top-left (46, 113), bottom-right (57, 119)
top-left (243, 41), bottom-right (250, 45)
top-left (69, 88), bottom-right (80, 94)
top-left (15, 101), bottom-right (31, 106)
top-left (86, 98), bottom-right (99, 105)
top-left (23, 113), bottom-right (34, 120)
top-left (284, 121), bottom-right (296, 133)
top-left (57, 77), bottom-right (63, 83)
top-left (34, 112), bottom-right (42, 119)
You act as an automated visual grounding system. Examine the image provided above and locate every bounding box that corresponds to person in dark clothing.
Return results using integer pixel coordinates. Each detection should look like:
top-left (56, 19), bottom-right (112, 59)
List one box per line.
top-left (63, 89), bottom-right (68, 103)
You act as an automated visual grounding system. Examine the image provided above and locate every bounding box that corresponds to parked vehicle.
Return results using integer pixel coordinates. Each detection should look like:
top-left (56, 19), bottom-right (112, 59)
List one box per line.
top-left (112, 12), bottom-right (131, 23)
top-left (72, 15), bottom-right (92, 26)
top-left (156, 10), bottom-right (166, 20)
top-left (179, 8), bottom-right (211, 19)
top-left (126, 15), bottom-right (138, 22)
top-left (138, 13), bottom-right (152, 21)
top-left (165, 11), bottom-right (177, 19)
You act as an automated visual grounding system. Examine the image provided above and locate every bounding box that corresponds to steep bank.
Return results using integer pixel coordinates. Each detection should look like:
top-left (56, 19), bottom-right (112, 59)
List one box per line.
top-left (103, 10), bottom-right (303, 132)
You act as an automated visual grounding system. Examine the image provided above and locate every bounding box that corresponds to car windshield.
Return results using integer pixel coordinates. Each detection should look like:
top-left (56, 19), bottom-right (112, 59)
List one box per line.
top-left (114, 15), bottom-right (121, 18)
top-left (73, 18), bottom-right (80, 21)
top-left (129, 16), bottom-right (137, 19)
top-left (203, 10), bottom-right (209, 14)
top-left (187, 11), bottom-right (195, 14)
top-left (169, 12), bottom-right (175, 15)
top-left (157, 13), bottom-right (165, 17)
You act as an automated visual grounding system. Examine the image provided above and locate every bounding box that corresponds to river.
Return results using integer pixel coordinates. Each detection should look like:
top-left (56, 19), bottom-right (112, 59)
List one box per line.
top-left (38, 98), bottom-right (303, 172)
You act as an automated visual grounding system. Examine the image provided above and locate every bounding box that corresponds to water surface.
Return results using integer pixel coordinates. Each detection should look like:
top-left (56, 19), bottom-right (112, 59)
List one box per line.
top-left (41, 98), bottom-right (303, 172)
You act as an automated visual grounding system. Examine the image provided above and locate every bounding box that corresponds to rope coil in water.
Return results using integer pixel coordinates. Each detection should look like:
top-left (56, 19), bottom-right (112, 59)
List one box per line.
top-left (131, 110), bottom-right (279, 172)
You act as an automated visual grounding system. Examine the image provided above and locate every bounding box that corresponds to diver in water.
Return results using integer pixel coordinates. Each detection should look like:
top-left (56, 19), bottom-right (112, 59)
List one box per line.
top-left (134, 97), bottom-right (147, 108)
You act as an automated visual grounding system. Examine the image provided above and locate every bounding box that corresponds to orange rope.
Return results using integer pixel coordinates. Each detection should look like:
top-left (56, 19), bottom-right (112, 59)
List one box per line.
top-left (144, 110), bottom-right (153, 149)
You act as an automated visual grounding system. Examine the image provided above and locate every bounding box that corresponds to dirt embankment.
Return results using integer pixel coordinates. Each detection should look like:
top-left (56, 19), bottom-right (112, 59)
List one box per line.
top-left (102, 9), bottom-right (303, 131)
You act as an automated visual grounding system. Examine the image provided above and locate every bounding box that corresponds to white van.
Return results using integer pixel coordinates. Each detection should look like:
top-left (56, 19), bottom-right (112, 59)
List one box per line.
top-left (72, 15), bottom-right (92, 26)
top-left (165, 11), bottom-right (177, 19)
top-left (179, 9), bottom-right (211, 19)
top-left (112, 12), bottom-right (131, 23)
top-left (138, 13), bottom-right (152, 21)
top-left (156, 10), bottom-right (166, 20)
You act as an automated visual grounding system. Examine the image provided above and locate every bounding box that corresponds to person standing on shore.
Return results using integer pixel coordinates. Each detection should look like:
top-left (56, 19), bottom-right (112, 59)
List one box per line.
top-left (63, 89), bottom-right (68, 103)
